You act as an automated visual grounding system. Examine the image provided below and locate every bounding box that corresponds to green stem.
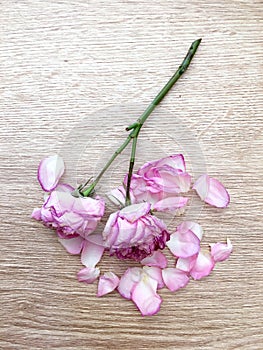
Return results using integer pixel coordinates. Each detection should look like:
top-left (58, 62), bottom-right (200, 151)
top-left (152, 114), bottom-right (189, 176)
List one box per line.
top-left (82, 38), bottom-right (201, 198)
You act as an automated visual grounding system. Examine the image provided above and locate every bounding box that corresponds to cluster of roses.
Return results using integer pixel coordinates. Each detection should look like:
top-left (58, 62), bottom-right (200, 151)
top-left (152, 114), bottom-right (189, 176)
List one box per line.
top-left (32, 154), bottom-right (232, 316)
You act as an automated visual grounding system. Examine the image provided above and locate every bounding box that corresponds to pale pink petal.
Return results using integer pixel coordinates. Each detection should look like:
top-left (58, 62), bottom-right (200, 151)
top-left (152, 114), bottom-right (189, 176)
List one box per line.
top-left (97, 272), bottom-right (120, 297)
top-left (77, 267), bottom-right (100, 284)
top-left (107, 187), bottom-right (126, 206)
top-left (193, 174), bottom-right (230, 208)
top-left (56, 183), bottom-right (74, 192)
top-left (118, 267), bottom-right (143, 299)
top-left (86, 233), bottom-right (105, 246)
top-left (190, 251), bottom-right (215, 280)
top-left (131, 274), bottom-right (162, 316)
top-left (38, 155), bottom-right (65, 192)
top-left (81, 240), bottom-right (105, 267)
top-left (162, 268), bottom-right (190, 292)
top-left (58, 235), bottom-right (84, 254)
top-left (210, 238), bottom-right (233, 262)
top-left (140, 251), bottom-right (168, 268)
top-left (176, 221), bottom-right (203, 240)
top-left (119, 202), bottom-right (151, 223)
top-left (176, 255), bottom-right (198, 272)
top-left (31, 208), bottom-right (41, 220)
top-left (143, 266), bottom-right (164, 289)
top-left (153, 197), bottom-right (188, 212)
top-left (166, 230), bottom-right (200, 258)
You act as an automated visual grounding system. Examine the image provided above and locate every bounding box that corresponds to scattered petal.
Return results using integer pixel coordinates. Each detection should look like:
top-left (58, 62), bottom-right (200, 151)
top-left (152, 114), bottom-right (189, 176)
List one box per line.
top-left (58, 235), bottom-right (84, 254)
top-left (153, 197), bottom-right (188, 213)
top-left (131, 274), bottom-right (162, 316)
top-left (176, 254), bottom-right (198, 272)
top-left (77, 267), bottom-right (100, 284)
top-left (118, 267), bottom-right (143, 299)
top-left (166, 229), bottom-right (200, 258)
top-left (143, 266), bottom-right (164, 289)
top-left (141, 251), bottom-right (168, 268)
top-left (97, 272), bottom-right (120, 297)
top-left (81, 240), bottom-right (105, 267)
top-left (176, 221), bottom-right (203, 240)
top-left (162, 268), bottom-right (190, 292)
top-left (38, 155), bottom-right (65, 192)
top-left (193, 174), bottom-right (230, 208)
top-left (210, 238), bottom-right (233, 262)
top-left (190, 251), bottom-right (215, 280)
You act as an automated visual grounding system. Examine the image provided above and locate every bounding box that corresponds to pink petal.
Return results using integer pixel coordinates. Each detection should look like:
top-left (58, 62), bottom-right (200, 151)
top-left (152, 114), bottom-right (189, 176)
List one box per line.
top-left (119, 202), bottom-right (151, 223)
top-left (193, 174), bottom-right (230, 208)
top-left (97, 272), bottom-right (120, 297)
top-left (176, 254), bottom-right (198, 272)
top-left (176, 221), bottom-right (203, 240)
top-left (118, 267), bottom-right (143, 299)
top-left (131, 274), bottom-right (162, 316)
top-left (140, 251), bottom-right (168, 268)
top-left (143, 266), bottom-right (164, 289)
top-left (31, 208), bottom-right (41, 221)
top-left (56, 183), bottom-right (74, 192)
top-left (190, 251), bottom-right (215, 280)
top-left (58, 235), bottom-right (84, 254)
top-left (38, 155), bottom-right (65, 192)
top-left (153, 197), bottom-right (188, 212)
top-left (81, 240), bottom-right (105, 267)
top-left (77, 267), bottom-right (100, 284)
top-left (162, 268), bottom-right (190, 292)
top-left (210, 238), bottom-right (233, 262)
top-left (166, 230), bottom-right (200, 258)
top-left (107, 187), bottom-right (126, 206)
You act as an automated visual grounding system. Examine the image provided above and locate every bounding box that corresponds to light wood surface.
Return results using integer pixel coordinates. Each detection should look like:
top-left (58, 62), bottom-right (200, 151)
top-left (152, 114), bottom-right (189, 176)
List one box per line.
top-left (1, 1), bottom-right (262, 349)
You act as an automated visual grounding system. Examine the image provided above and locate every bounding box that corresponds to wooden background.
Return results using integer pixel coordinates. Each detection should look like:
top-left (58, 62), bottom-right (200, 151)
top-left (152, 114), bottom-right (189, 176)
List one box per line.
top-left (0, 1), bottom-right (262, 349)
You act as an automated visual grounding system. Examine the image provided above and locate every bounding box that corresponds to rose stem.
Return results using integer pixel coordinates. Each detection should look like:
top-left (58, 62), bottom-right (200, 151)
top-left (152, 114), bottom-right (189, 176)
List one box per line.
top-left (82, 38), bottom-right (202, 198)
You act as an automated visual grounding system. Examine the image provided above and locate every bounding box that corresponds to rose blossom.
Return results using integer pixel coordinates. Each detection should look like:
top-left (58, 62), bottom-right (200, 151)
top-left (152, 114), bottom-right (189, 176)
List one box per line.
top-left (32, 155), bottom-right (105, 240)
top-left (103, 202), bottom-right (170, 261)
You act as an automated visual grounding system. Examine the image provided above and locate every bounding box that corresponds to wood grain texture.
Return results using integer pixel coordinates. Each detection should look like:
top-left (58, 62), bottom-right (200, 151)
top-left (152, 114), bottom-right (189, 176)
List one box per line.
top-left (0, 1), bottom-right (262, 349)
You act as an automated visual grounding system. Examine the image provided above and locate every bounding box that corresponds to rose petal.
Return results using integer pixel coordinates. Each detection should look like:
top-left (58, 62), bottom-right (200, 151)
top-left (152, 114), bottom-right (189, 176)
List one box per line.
top-left (140, 251), bottom-right (168, 268)
top-left (193, 174), bottom-right (230, 208)
top-left (210, 238), bottom-right (233, 262)
top-left (118, 267), bottom-right (143, 299)
top-left (190, 251), bottom-right (215, 280)
top-left (81, 240), bottom-right (105, 267)
top-left (143, 266), bottom-right (164, 289)
top-left (107, 187), bottom-right (126, 206)
top-left (176, 254), bottom-right (198, 272)
top-left (176, 221), bottom-right (203, 240)
top-left (166, 230), bottom-right (200, 258)
top-left (153, 197), bottom-right (188, 212)
top-left (58, 235), bottom-right (84, 254)
top-left (31, 208), bottom-right (41, 221)
top-left (119, 202), bottom-right (151, 223)
top-left (77, 267), bottom-right (100, 284)
top-left (97, 272), bottom-right (120, 297)
top-left (162, 268), bottom-right (190, 292)
top-left (38, 155), bottom-right (65, 192)
top-left (131, 274), bottom-right (162, 316)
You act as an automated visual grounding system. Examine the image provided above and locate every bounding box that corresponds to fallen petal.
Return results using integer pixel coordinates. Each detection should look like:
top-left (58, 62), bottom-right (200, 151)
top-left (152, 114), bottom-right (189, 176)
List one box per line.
top-left (58, 235), bottom-right (84, 254)
top-left (118, 267), bottom-right (143, 299)
top-left (38, 155), bottom-right (65, 192)
top-left (153, 197), bottom-right (188, 213)
top-left (176, 254), bottom-right (198, 272)
top-left (97, 272), bottom-right (120, 297)
top-left (131, 274), bottom-right (162, 316)
top-left (77, 267), bottom-right (100, 284)
top-left (190, 251), bottom-right (215, 280)
top-left (193, 174), bottom-right (230, 208)
top-left (140, 251), bottom-right (168, 268)
top-left (81, 240), bottom-right (105, 267)
top-left (176, 221), bottom-right (203, 241)
top-left (162, 268), bottom-right (190, 292)
top-left (210, 238), bottom-right (233, 262)
top-left (143, 266), bottom-right (165, 289)
top-left (166, 229), bottom-right (200, 258)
